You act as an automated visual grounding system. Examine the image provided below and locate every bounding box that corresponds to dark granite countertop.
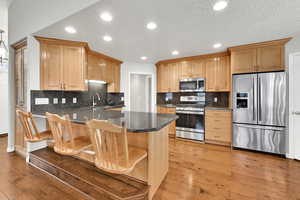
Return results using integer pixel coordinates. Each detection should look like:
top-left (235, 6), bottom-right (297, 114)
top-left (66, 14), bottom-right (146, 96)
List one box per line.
top-left (32, 106), bottom-right (178, 133)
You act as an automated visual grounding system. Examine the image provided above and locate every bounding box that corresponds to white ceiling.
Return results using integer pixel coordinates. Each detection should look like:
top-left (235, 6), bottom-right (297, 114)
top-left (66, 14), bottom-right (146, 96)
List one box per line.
top-left (35, 0), bottom-right (300, 63)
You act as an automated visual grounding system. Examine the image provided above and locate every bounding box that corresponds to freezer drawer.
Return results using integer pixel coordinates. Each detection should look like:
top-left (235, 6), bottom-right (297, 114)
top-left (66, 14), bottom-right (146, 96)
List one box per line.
top-left (233, 124), bottom-right (286, 155)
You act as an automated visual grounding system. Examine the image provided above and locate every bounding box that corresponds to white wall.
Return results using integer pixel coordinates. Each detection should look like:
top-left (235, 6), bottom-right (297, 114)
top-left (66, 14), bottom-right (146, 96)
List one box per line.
top-left (0, 0), bottom-right (9, 134)
top-left (8, 0), bottom-right (100, 44)
top-left (285, 33), bottom-right (300, 157)
top-left (121, 62), bottom-right (157, 112)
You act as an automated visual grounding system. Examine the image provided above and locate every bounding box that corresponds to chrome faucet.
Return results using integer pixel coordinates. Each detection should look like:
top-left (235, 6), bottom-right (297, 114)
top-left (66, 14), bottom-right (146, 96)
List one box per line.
top-left (92, 93), bottom-right (101, 107)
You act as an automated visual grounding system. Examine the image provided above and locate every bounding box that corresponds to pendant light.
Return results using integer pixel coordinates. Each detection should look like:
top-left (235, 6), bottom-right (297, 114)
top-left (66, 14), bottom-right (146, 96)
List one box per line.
top-left (0, 30), bottom-right (8, 64)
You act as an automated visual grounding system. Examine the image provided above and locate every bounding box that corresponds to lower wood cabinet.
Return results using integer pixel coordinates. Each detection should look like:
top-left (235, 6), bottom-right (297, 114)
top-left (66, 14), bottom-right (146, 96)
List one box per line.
top-left (157, 106), bottom-right (176, 137)
top-left (205, 110), bottom-right (232, 146)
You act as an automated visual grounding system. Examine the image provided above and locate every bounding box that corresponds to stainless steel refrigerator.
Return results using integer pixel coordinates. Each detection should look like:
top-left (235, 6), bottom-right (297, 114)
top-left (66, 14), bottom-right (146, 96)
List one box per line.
top-left (232, 72), bottom-right (286, 155)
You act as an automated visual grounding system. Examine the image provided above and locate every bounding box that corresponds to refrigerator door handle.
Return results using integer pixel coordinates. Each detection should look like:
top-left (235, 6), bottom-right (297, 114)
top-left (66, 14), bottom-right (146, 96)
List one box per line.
top-left (258, 77), bottom-right (262, 122)
top-left (252, 77), bottom-right (255, 121)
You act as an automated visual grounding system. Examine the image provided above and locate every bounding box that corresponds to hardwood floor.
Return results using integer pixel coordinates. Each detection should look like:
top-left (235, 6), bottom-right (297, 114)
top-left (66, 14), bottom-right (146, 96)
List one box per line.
top-left (1, 136), bottom-right (300, 200)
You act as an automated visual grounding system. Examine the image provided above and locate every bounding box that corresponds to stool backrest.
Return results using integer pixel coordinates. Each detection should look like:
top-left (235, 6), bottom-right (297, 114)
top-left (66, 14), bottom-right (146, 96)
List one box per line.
top-left (86, 120), bottom-right (129, 174)
top-left (16, 109), bottom-right (40, 141)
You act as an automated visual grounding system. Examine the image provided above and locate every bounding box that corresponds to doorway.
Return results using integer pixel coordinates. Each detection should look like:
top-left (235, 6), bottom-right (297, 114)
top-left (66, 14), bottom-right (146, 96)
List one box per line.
top-left (129, 73), bottom-right (152, 112)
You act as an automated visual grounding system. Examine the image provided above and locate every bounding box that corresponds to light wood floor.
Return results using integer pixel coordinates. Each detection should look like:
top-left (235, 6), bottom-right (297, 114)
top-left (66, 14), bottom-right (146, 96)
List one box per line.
top-left (1, 136), bottom-right (300, 200)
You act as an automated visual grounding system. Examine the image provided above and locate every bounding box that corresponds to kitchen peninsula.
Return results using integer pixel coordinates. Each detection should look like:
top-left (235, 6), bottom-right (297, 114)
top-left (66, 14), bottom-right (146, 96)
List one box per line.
top-left (32, 106), bottom-right (178, 200)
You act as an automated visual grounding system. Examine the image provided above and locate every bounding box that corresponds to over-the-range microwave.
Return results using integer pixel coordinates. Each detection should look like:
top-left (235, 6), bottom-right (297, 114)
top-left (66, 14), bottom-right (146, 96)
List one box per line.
top-left (179, 78), bottom-right (205, 92)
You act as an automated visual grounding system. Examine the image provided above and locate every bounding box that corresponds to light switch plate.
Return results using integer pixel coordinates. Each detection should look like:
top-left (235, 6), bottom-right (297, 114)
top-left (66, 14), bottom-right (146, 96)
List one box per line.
top-left (73, 97), bottom-right (77, 104)
top-left (53, 98), bottom-right (58, 104)
top-left (35, 98), bottom-right (49, 105)
top-left (62, 98), bottom-right (66, 104)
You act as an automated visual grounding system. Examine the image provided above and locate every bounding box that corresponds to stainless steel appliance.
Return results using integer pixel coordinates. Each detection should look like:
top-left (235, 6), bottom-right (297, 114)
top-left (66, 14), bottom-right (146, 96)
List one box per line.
top-left (176, 94), bottom-right (205, 141)
top-left (232, 72), bottom-right (286, 154)
top-left (179, 78), bottom-right (205, 92)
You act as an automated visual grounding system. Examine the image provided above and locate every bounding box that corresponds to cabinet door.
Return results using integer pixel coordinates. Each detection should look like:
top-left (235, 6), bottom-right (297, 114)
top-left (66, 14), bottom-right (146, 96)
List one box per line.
top-left (191, 60), bottom-right (205, 78)
top-left (257, 45), bottom-right (284, 72)
top-left (157, 65), bottom-right (163, 93)
top-left (63, 46), bottom-right (86, 91)
top-left (205, 58), bottom-right (217, 92)
top-left (178, 61), bottom-right (192, 79)
top-left (169, 63), bottom-right (179, 92)
top-left (231, 49), bottom-right (257, 74)
top-left (216, 56), bottom-right (230, 91)
top-left (88, 54), bottom-right (106, 81)
top-left (161, 64), bottom-right (170, 92)
top-left (40, 43), bottom-right (63, 90)
top-left (107, 63), bottom-right (120, 93)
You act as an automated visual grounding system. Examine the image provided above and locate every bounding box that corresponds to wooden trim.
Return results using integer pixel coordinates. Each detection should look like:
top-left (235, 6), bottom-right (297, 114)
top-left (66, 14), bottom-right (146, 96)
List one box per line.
top-left (228, 37), bottom-right (292, 52)
top-left (205, 139), bottom-right (231, 147)
top-left (11, 38), bottom-right (27, 49)
top-left (34, 36), bottom-right (89, 48)
top-left (87, 49), bottom-right (123, 64)
top-left (156, 51), bottom-right (229, 66)
top-left (34, 36), bottom-right (123, 64)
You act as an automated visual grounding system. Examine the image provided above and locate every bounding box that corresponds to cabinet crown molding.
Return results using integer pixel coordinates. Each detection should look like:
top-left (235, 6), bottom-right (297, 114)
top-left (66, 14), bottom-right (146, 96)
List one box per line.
top-left (156, 51), bottom-right (229, 66)
top-left (34, 36), bottom-right (123, 64)
top-left (228, 37), bottom-right (292, 52)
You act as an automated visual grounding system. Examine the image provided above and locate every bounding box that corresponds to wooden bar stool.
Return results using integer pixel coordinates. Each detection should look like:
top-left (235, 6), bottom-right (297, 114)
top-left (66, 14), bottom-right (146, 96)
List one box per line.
top-left (86, 120), bottom-right (147, 175)
top-left (16, 110), bottom-right (52, 142)
top-left (46, 112), bottom-right (91, 156)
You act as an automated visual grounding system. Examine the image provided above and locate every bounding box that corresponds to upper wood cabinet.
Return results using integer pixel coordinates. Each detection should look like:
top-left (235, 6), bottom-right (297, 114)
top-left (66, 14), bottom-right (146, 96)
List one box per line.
top-left (107, 63), bottom-right (121, 93)
top-left (37, 37), bottom-right (88, 91)
top-left (229, 38), bottom-right (291, 74)
top-left (87, 50), bottom-right (122, 93)
top-left (257, 45), bottom-right (284, 72)
top-left (205, 56), bottom-right (230, 92)
top-left (178, 60), bottom-right (206, 79)
top-left (157, 52), bottom-right (230, 93)
top-left (87, 53), bottom-right (107, 81)
top-left (157, 63), bottom-right (179, 93)
top-left (231, 49), bottom-right (257, 74)
top-left (62, 46), bottom-right (86, 90)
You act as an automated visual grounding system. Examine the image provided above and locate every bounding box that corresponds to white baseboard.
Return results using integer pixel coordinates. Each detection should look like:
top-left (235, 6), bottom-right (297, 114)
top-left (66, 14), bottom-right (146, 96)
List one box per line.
top-left (286, 153), bottom-right (295, 159)
top-left (6, 145), bottom-right (15, 153)
top-left (27, 140), bottom-right (48, 153)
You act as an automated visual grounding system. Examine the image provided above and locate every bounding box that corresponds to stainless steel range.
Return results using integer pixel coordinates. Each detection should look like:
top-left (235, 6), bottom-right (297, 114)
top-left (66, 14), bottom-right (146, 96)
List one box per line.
top-left (176, 94), bottom-right (205, 141)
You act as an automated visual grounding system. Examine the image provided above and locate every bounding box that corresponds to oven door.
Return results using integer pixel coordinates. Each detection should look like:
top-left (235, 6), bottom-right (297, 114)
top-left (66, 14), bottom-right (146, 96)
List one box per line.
top-left (176, 112), bottom-right (204, 141)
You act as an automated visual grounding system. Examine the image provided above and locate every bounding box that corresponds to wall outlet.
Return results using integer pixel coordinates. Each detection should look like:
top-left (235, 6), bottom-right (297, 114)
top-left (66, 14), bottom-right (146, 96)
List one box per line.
top-left (62, 98), bottom-right (66, 104)
top-left (73, 97), bottom-right (77, 104)
top-left (73, 113), bottom-right (77, 119)
top-left (53, 98), bottom-right (58, 104)
top-left (35, 98), bottom-right (49, 105)
top-left (121, 97), bottom-right (124, 101)
top-left (214, 97), bottom-right (218, 103)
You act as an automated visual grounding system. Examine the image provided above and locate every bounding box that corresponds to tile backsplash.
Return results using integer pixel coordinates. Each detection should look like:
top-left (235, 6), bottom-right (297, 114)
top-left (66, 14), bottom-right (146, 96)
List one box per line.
top-left (31, 83), bottom-right (124, 113)
top-left (157, 92), bottom-right (229, 107)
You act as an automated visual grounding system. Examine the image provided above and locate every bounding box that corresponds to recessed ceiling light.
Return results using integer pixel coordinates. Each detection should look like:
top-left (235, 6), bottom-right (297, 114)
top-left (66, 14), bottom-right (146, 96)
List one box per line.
top-left (213, 0), bottom-right (228, 11)
top-left (146, 22), bottom-right (157, 30)
top-left (172, 50), bottom-right (179, 55)
top-left (141, 56), bottom-right (147, 60)
top-left (100, 12), bottom-right (113, 22)
top-left (213, 43), bottom-right (222, 48)
top-left (103, 35), bottom-right (112, 42)
top-left (65, 26), bottom-right (77, 34)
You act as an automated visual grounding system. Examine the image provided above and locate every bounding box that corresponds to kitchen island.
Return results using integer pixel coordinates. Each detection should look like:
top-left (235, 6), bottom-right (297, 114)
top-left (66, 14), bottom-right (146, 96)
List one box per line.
top-left (33, 106), bottom-right (178, 199)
